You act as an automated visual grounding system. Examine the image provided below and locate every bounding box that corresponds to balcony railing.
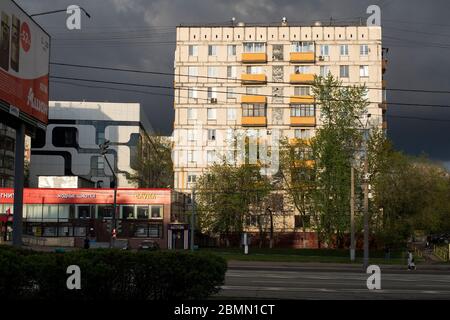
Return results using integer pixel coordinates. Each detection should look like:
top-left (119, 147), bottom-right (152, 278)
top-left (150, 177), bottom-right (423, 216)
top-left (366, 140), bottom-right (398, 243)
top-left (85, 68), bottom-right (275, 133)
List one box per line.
top-left (290, 116), bottom-right (316, 127)
top-left (241, 53), bottom-right (267, 63)
top-left (241, 73), bottom-right (267, 85)
top-left (290, 52), bottom-right (315, 63)
top-left (241, 116), bottom-right (267, 127)
top-left (290, 96), bottom-right (315, 104)
top-left (290, 73), bottom-right (315, 84)
top-left (241, 95), bottom-right (267, 104)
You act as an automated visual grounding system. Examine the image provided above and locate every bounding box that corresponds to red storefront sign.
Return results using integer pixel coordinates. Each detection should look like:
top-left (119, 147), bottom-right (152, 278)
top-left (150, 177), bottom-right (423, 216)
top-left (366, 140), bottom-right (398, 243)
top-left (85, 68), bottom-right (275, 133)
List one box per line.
top-left (0, 188), bottom-right (172, 205)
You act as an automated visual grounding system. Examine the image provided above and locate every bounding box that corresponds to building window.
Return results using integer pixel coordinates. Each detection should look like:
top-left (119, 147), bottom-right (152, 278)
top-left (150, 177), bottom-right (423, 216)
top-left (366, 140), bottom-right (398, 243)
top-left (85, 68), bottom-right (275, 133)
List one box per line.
top-left (294, 86), bottom-right (311, 96)
top-left (246, 65), bottom-right (263, 74)
top-left (137, 205), bottom-right (149, 219)
top-left (207, 108), bottom-right (217, 120)
top-left (207, 150), bottom-right (216, 164)
top-left (121, 205), bottom-right (135, 219)
top-left (208, 45), bottom-right (217, 56)
top-left (227, 87), bottom-right (237, 100)
top-left (320, 44), bottom-right (329, 56)
top-left (340, 65), bottom-right (349, 78)
top-left (151, 205), bottom-right (163, 219)
top-left (340, 44), bottom-right (349, 56)
top-left (207, 66), bottom-right (218, 78)
top-left (242, 104), bottom-right (266, 117)
top-left (207, 87), bottom-right (217, 99)
top-left (188, 66), bottom-right (198, 77)
top-left (187, 129), bottom-right (197, 142)
top-left (246, 86), bottom-right (262, 95)
top-left (227, 44), bottom-right (236, 56)
top-left (295, 129), bottom-right (313, 139)
top-left (227, 108), bottom-right (237, 120)
top-left (188, 45), bottom-right (198, 56)
top-left (294, 65), bottom-right (310, 74)
top-left (291, 41), bottom-right (314, 52)
top-left (187, 108), bottom-right (197, 120)
top-left (320, 65), bottom-right (330, 77)
top-left (208, 129), bottom-right (216, 141)
top-left (187, 174), bottom-right (197, 184)
top-left (360, 44), bottom-right (369, 56)
top-left (91, 156), bottom-right (105, 176)
top-left (52, 127), bottom-right (78, 147)
top-left (227, 66), bottom-right (237, 79)
top-left (187, 150), bottom-right (196, 163)
top-left (360, 65), bottom-right (369, 78)
top-left (291, 105), bottom-right (315, 117)
top-left (98, 205), bottom-right (113, 219)
top-left (243, 42), bottom-right (266, 53)
top-left (188, 87), bottom-right (198, 99)
top-left (295, 215), bottom-right (311, 228)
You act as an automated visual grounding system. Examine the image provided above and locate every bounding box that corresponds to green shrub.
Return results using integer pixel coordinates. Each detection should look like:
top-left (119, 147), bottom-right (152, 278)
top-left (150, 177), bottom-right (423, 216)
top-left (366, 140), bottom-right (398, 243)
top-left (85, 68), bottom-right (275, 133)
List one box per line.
top-left (0, 247), bottom-right (227, 300)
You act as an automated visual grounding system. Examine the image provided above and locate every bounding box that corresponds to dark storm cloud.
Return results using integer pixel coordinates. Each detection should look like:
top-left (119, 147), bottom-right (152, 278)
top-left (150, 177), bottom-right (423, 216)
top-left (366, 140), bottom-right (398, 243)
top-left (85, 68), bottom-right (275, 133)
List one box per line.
top-left (15, 0), bottom-right (450, 166)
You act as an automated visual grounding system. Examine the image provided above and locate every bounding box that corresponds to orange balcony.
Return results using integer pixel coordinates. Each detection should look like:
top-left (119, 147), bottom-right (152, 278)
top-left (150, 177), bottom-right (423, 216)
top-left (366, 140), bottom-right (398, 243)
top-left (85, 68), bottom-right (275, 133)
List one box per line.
top-left (290, 96), bottom-right (315, 104)
top-left (241, 95), bottom-right (267, 104)
top-left (290, 73), bottom-right (315, 84)
top-left (294, 159), bottom-right (315, 168)
top-left (241, 53), bottom-right (267, 63)
top-left (241, 116), bottom-right (267, 127)
top-left (241, 73), bottom-right (267, 85)
top-left (290, 116), bottom-right (316, 127)
top-left (290, 52), bottom-right (315, 63)
top-left (289, 138), bottom-right (311, 145)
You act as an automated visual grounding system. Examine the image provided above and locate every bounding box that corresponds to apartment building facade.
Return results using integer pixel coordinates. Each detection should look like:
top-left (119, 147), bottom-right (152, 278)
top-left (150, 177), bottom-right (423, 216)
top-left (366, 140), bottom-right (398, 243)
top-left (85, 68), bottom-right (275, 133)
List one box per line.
top-left (173, 22), bottom-right (387, 244)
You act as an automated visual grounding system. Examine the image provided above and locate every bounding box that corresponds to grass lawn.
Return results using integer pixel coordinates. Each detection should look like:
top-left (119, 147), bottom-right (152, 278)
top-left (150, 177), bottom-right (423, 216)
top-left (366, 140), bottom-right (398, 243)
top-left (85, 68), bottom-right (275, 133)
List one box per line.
top-left (200, 247), bottom-right (423, 265)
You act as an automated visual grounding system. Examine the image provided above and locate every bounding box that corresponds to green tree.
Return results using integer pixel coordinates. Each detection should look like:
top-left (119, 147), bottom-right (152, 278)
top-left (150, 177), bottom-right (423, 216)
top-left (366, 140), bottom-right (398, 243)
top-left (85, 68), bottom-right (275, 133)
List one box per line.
top-left (310, 74), bottom-right (368, 247)
top-left (195, 163), bottom-right (272, 247)
top-left (129, 134), bottom-right (173, 188)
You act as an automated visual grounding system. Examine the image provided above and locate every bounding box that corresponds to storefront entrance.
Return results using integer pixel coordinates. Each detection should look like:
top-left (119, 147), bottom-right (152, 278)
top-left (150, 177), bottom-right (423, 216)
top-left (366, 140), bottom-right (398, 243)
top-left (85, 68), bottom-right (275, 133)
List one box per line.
top-left (167, 224), bottom-right (189, 250)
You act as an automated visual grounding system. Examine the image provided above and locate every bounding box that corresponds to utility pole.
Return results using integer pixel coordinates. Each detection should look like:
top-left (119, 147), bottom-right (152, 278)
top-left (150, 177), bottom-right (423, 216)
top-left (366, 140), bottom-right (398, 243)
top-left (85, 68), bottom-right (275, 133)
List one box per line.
top-left (100, 140), bottom-right (117, 249)
top-left (363, 146), bottom-right (370, 269)
top-left (190, 189), bottom-right (196, 252)
top-left (350, 166), bottom-right (355, 262)
top-left (12, 123), bottom-right (25, 247)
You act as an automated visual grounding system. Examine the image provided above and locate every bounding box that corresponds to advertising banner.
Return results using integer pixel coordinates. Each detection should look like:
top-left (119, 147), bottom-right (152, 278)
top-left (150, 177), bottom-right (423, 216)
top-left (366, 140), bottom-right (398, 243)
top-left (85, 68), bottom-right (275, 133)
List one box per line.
top-left (0, 0), bottom-right (50, 126)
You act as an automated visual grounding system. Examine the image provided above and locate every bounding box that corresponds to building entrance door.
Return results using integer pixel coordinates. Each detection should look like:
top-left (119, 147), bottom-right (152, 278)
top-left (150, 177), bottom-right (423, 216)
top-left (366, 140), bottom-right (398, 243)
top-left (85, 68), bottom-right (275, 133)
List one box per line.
top-left (172, 230), bottom-right (184, 249)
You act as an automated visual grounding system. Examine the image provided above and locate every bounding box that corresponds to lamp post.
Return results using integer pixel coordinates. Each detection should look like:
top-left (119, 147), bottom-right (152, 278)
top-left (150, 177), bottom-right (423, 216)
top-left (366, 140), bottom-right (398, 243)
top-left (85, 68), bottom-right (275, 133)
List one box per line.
top-left (355, 114), bottom-right (371, 269)
top-left (30, 7), bottom-right (91, 18)
top-left (99, 140), bottom-right (117, 249)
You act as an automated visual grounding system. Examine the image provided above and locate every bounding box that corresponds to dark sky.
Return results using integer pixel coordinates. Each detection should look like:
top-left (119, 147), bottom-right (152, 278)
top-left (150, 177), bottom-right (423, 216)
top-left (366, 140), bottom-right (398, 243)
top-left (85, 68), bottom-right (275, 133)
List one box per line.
top-left (16, 0), bottom-right (450, 167)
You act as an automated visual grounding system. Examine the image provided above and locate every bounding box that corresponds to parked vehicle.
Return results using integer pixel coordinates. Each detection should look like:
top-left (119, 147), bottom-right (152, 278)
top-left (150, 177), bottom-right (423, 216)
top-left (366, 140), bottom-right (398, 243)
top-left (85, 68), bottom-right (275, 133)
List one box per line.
top-left (138, 240), bottom-right (160, 251)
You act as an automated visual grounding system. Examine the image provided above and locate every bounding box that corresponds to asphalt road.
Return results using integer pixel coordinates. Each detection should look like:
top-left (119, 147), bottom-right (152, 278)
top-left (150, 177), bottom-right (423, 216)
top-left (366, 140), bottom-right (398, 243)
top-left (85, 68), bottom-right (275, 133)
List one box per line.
top-left (217, 261), bottom-right (450, 300)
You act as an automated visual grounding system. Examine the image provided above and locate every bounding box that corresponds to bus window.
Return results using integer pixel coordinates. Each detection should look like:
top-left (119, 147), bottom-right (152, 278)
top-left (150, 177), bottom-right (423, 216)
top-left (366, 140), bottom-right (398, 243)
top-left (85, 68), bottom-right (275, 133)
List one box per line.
top-left (121, 205), bottom-right (135, 219)
top-left (137, 206), bottom-right (149, 219)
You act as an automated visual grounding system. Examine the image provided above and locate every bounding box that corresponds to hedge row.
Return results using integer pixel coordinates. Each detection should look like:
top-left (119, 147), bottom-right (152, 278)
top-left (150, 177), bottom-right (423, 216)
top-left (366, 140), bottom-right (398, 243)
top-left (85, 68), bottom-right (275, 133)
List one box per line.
top-left (0, 246), bottom-right (227, 300)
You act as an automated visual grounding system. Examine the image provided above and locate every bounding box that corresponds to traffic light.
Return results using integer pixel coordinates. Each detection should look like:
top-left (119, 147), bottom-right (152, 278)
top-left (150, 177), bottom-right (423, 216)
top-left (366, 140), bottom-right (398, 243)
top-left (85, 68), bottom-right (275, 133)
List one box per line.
top-left (99, 139), bottom-right (111, 155)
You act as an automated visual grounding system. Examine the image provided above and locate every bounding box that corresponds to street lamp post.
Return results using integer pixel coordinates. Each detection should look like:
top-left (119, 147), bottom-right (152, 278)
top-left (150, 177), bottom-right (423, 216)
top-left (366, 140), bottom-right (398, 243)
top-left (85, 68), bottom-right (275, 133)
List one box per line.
top-left (99, 140), bottom-right (117, 249)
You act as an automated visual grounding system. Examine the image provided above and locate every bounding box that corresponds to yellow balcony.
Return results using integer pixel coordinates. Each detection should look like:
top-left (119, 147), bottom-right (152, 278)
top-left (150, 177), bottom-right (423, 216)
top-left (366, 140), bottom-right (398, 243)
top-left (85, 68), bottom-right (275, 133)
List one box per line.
top-left (290, 96), bottom-right (315, 104)
top-left (241, 53), bottom-right (267, 63)
top-left (241, 116), bottom-right (267, 127)
top-left (290, 73), bottom-right (315, 84)
top-left (289, 138), bottom-right (311, 145)
top-left (290, 116), bottom-right (316, 127)
top-left (294, 159), bottom-right (315, 168)
top-left (241, 73), bottom-right (267, 85)
top-left (290, 52), bottom-right (315, 63)
top-left (241, 95), bottom-right (267, 104)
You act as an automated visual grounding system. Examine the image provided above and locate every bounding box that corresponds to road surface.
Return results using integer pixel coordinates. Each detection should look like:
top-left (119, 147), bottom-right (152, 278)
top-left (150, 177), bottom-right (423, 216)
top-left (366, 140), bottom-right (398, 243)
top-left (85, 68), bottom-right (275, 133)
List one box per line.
top-left (217, 261), bottom-right (450, 300)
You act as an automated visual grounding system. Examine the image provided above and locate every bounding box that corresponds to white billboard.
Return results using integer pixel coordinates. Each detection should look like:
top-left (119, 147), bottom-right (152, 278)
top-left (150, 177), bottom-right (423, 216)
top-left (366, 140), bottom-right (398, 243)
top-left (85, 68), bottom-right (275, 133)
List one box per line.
top-left (0, 0), bottom-right (50, 126)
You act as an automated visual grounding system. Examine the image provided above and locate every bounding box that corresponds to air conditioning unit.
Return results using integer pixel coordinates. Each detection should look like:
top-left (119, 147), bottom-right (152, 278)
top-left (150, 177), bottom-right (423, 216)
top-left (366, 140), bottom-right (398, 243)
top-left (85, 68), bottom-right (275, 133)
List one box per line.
top-left (210, 98), bottom-right (217, 104)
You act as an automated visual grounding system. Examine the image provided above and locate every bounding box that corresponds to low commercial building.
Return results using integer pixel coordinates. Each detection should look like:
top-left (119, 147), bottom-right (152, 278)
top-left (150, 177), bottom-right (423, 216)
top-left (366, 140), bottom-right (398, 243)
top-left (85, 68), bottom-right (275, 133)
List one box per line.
top-left (0, 188), bottom-right (188, 249)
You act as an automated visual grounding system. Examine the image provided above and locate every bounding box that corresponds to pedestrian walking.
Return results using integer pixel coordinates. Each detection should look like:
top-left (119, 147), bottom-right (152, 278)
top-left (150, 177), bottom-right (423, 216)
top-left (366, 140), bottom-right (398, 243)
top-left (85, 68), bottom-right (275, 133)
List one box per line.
top-left (407, 250), bottom-right (416, 271)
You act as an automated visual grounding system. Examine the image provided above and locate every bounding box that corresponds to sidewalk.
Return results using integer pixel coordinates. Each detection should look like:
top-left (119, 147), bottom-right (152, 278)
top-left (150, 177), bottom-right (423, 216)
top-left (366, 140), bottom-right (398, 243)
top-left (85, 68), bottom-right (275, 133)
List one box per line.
top-left (228, 260), bottom-right (450, 272)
